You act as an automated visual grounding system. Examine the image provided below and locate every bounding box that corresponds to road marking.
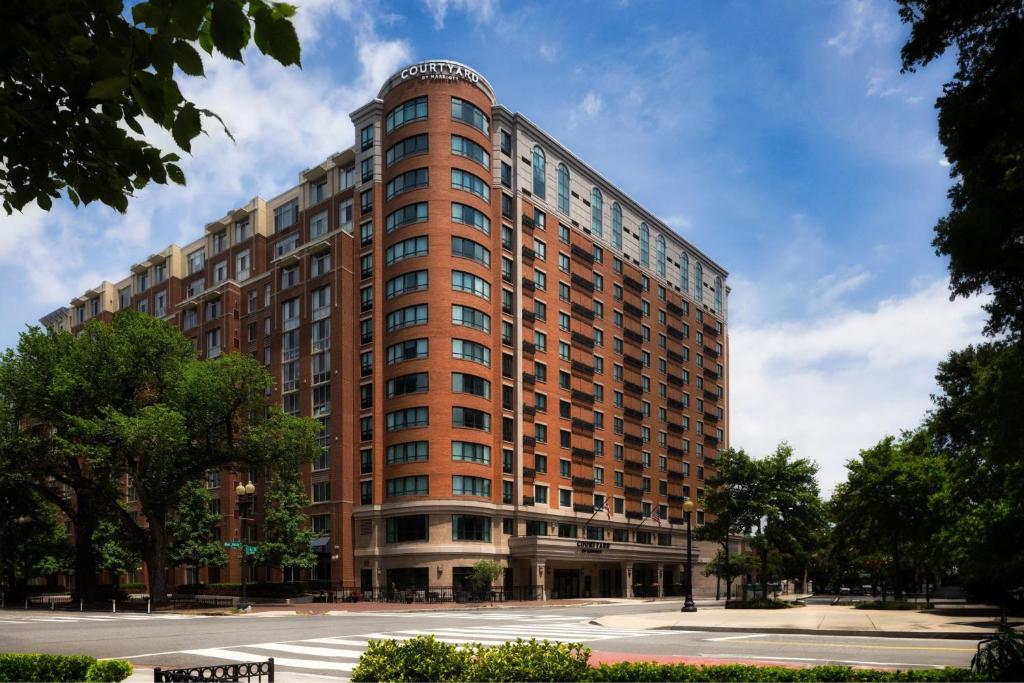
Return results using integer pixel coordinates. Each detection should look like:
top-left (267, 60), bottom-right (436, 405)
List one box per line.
top-left (713, 654), bottom-right (942, 668)
top-left (749, 640), bottom-right (974, 652)
top-left (182, 648), bottom-right (354, 672)
top-left (706, 633), bottom-right (773, 641)
top-left (246, 643), bottom-right (366, 658)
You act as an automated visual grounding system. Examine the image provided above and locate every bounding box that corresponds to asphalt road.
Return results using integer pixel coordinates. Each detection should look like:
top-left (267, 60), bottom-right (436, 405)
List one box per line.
top-left (0, 603), bottom-right (980, 680)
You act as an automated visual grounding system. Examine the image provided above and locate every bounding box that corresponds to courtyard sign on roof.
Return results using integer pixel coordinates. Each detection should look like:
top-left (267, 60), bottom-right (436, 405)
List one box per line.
top-left (400, 61), bottom-right (481, 85)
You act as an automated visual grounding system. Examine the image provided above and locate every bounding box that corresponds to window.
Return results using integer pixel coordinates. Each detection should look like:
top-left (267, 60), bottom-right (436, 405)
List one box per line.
top-left (386, 304), bottom-right (428, 331)
top-left (385, 270), bottom-right (428, 299)
top-left (452, 202), bottom-right (490, 235)
top-left (339, 165), bottom-right (355, 190)
top-left (311, 286), bottom-right (330, 319)
top-left (385, 202), bottom-right (428, 233)
top-left (274, 234), bottom-right (299, 258)
top-left (234, 219), bottom-right (250, 242)
top-left (385, 235), bottom-right (428, 266)
top-left (453, 476), bottom-right (491, 497)
top-left (501, 162), bottom-right (512, 187)
top-left (532, 146), bottom-right (546, 198)
top-left (680, 253), bottom-right (689, 292)
top-left (386, 441), bottom-right (428, 464)
top-left (611, 203), bottom-right (623, 249)
top-left (452, 304), bottom-right (490, 332)
top-left (386, 373), bottom-right (429, 398)
top-left (386, 407), bottom-right (428, 431)
top-left (386, 133), bottom-right (428, 167)
top-left (452, 514), bottom-right (491, 541)
top-left (557, 163), bottom-right (570, 213)
top-left (451, 97), bottom-right (489, 135)
top-left (452, 372), bottom-right (490, 398)
top-left (639, 222), bottom-right (650, 266)
top-left (386, 168), bottom-right (428, 200)
top-left (452, 338), bottom-right (490, 366)
top-left (591, 188), bottom-right (603, 236)
top-left (360, 189), bottom-right (373, 213)
top-left (500, 129), bottom-right (512, 155)
top-left (452, 441), bottom-right (491, 463)
top-left (387, 476), bottom-right (428, 497)
top-left (386, 96), bottom-right (427, 133)
top-left (559, 488), bottom-right (572, 507)
top-left (451, 168), bottom-right (489, 201)
top-left (274, 199), bottom-right (298, 231)
top-left (386, 515), bottom-right (429, 543)
top-left (312, 481), bottom-right (330, 502)
top-left (453, 406), bottom-right (490, 431)
top-left (452, 236), bottom-right (490, 267)
top-left (235, 249), bottom-right (251, 280)
top-left (695, 261), bottom-right (703, 301)
top-left (212, 260), bottom-right (227, 283)
top-left (359, 124), bottom-right (373, 151)
top-left (360, 285), bottom-right (373, 311)
top-left (656, 234), bottom-right (666, 277)
top-left (452, 270), bottom-right (490, 301)
top-left (188, 249), bottom-right (205, 274)
top-left (451, 134), bottom-right (489, 167)
top-left (715, 276), bottom-right (724, 313)
top-left (360, 220), bottom-right (373, 246)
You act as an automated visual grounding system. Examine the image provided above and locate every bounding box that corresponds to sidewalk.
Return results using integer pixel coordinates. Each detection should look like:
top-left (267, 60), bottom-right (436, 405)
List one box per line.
top-left (595, 603), bottom-right (1006, 639)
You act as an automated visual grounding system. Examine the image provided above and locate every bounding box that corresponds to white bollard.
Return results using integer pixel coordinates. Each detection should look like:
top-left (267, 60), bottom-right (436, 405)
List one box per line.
top-left (80, 599), bottom-right (83, 612)
top-left (112, 599), bottom-right (116, 613)
top-left (147, 598), bottom-right (151, 614)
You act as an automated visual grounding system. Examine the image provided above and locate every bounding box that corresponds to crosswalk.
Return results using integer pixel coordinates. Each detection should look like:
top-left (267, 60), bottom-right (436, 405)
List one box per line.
top-left (330, 610), bottom-right (594, 621)
top-left (180, 620), bottom-right (673, 678)
top-left (0, 612), bottom-right (207, 624)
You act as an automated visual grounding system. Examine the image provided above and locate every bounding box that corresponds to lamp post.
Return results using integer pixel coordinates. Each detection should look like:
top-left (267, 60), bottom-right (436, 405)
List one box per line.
top-left (235, 482), bottom-right (256, 610)
top-left (681, 499), bottom-right (697, 612)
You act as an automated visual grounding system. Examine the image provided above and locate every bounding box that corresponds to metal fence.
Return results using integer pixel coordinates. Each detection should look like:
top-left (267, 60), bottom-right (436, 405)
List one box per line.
top-left (8, 593), bottom-right (233, 613)
top-left (306, 583), bottom-right (548, 604)
top-left (154, 658), bottom-right (273, 682)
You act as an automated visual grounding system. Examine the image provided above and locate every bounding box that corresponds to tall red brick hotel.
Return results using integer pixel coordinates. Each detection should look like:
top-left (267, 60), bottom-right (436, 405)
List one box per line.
top-left (41, 60), bottom-right (730, 599)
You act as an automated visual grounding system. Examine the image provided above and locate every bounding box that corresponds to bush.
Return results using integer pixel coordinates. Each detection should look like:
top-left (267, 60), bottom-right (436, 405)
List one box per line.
top-left (467, 639), bottom-right (591, 682)
top-left (85, 659), bottom-right (133, 682)
top-left (586, 663), bottom-right (981, 681)
top-left (855, 601), bottom-right (933, 610)
top-left (117, 582), bottom-right (146, 591)
top-left (351, 636), bottom-right (471, 682)
top-left (0, 653), bottom-right (95, 682)
top-left (972, 627), bottom-right (1024, 681)
top-left (725, 599), bottom-right (796, 609)
top-left (176, 582), bottom-right (305, 598)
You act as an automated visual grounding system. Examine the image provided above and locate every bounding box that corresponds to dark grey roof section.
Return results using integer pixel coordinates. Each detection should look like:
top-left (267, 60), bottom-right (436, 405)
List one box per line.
top-left (38, 306), bottom-right (69, 328)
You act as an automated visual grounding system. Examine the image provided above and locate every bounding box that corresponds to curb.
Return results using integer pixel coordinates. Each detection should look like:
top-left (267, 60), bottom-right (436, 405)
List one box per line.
top-left (649, 624), bottom-right (986, 640)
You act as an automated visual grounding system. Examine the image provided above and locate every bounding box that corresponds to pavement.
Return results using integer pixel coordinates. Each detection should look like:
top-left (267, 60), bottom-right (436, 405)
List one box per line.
top-left (595, 602), bottom-right (1010, 639)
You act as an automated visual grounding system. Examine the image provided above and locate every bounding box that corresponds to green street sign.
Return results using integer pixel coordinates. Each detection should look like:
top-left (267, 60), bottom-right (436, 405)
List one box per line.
top-left (224, 541), bottom-right (242, 549)
top-left (246, 546), bottom-right (257, 555)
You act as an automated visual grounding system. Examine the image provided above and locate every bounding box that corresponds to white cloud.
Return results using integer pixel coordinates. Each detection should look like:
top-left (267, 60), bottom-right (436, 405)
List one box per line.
top-left (422, 0), bottom-right (498, 29)
top-left (938, 158), bottom-right (951, 167)
top-left (729, 280), bottom-right (986, 493)
top-left (813, 268), bottom-right (872, 306)
top-left (826, 0), bottom-right (895, 56)
top-left (538, 42), bottom-right (560, 63)
top-left (569, 91), bottom-right (604, 129)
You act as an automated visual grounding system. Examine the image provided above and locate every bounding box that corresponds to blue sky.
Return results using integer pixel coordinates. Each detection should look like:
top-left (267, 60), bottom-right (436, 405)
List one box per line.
top-left (0, 0), bottom-right (985, 489)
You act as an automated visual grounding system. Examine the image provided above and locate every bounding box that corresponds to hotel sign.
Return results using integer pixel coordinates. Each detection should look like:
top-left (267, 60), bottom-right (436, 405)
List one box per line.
top-left (576, 540), bottom-right (611, 554)
top-left (400, 61), bottom-right (481, 85)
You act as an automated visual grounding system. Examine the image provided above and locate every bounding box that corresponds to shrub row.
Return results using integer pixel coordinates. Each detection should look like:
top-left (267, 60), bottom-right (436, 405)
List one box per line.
top-left (0, 654), bottom-right (132, 682)
top-left (854, 601), bottom-right (934, 610)
top-left (176, 582), bottom-right (305, 598)
top-left (724, 599), bottom-right (798, 609)
top-left (349, 636), bottom-right (979, 682)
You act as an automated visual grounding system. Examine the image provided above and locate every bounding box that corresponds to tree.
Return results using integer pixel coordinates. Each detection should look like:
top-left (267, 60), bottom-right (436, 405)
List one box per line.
top-left (897, 1), bottom-right (1024, 340)
top-left (929, 342), bottom-right (1024, 600)
top-left (253, 457), bottom-right (318, 583)
top-left (0, 310), bottom-right (320, 603)
top-left (93, 517), bottom-right (143, 583)
top-left (738, 444), bottom-right (824, 602)
top-left (0, 0), bottom-right (301, 214)
top-left (167, 480), bottom-right (227, 581)
top-left (829, 430), bottom-right (947, 600)
top-left (0, 478), bottom-right (71, 595)
top-left (697, 448), bottom-right (760, 599)
top-left (469, 560), bottom-right (504, 595)
top-left (703, 550), bottom-right (756, 596)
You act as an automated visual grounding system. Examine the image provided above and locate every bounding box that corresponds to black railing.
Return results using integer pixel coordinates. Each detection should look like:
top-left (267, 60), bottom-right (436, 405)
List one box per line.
top-left (571, 244), bottom-right (594, 264)
top-left (667, 325), bottom-right (686, 340)
top-left (623, 276), bottom-right (643, 293)
top-left (571, 390), bottom-right (594, 405)
top-left (571, 447), bottom-right (595, 461)
top-left (668, 302), bottom-right (685, 316)
top-left (571, 332), bottom-right (594, 349)
top-left (623, 328), bottom-right (644, 344)
top-left (623, 302), bottom-right (643, 319)
top-left (155, 659), bottom-right (273, 682)
top-left (521, 246), bottom-right (536, 261)
top-left (624, 459), bottom-right (644, 472)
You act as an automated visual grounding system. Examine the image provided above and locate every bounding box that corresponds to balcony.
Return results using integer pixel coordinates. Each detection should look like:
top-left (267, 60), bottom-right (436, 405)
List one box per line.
top-left (521, 246), bottom-right (536, 262)
top-left (571, 360), bottom-right (594, 377)
top-left (703, 367), bottom-right (719, 380)
top-left (570, 244), bottom-right (594, 264)
top-left (572, 417), bottom-right (595, 433)
top-left (704, 434), bottom-right (720, 446)
top-left (522, 372), bottom-right (536, 385)
top-left (571, 273), bottom-right (594, 292)
top-left (522, 405), bottom-right (536, 417)
top-left (571, 302), bottom-right (594, 321)
top-left (667, 325), bottom-right (686, 340)
top-left (624, 459), bottom-right (644, 473)
top-left (522, 310), bottom-right (536, 324)
top-left (667, 446), bottom-right (686, 457)
top-left (571, 389), bottom-right (594, 405)
top-left (623, 302), bottom-right (643, 319)
top-left (623, 354), bottom-right (643, 370)
top-left (623, 407), bottom-right (643, 421)
top-left (624, 433), bottom-right (644, 447)
top-left (522, 341), bottom-right (536, 355)
top-left (668, 470), bottom-right (685, 482)
top-left (573, 503), bottom-right (595, 513)
top-left (624, 486), bottom-right (643, 499)
top-left (667, 374), bottom-right (685, 387)
top-left (623, 276), bottom-right (643, 293)
top-left (522, 277), bottom-right (536, 292)
top-left (571, 332), bottom-right (594, 349)
top-left (704, 389), bottom-right (719, 402)
top-left (523, 435), bottom-right (537, 447)
top-left (522, 215), bottom-right (536, 230)
top-left (572, 447), bottom-right (595, 461)
top-left (668, 494), bottom-right (686, 504)
top-left (703, 323), bottom-right (719, 337)
top-left (667, 422), bottom-right (686, 435)
top-left (703, 346), bottom-right (720, 359)
top-left (623, 328), bottom-right (644, 345)
top-left (668, 302), bottom-right (685, 316)
top-left (668, 398), bottom-right (685, 411)
top-left (572, 477), bottom-right (595, 490)
top-left (522, 495), bottom-right (535, 506)
top-left (668, 350), bottom-right (686, 364)
top-left (625, 510), bottom-right (645, 520)
top-left (623, 381), bottom-right (643, 397)
top-left (523, 467), bottom-right (535, 479)
top-left (704, 412), bottom-right (719, 424)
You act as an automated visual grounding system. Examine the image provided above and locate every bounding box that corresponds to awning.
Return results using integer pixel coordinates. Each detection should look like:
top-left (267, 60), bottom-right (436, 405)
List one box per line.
top-left (310, 536), bottom-right (331, 554)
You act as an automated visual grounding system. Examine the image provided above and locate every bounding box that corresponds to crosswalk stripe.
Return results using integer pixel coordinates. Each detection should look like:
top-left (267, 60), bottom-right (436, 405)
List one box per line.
top-left (427, 627), bottom-right (653, 639)
top-left (246, 643), bottom-right (365, 658)
top-left (183, 649), bottom-right (354, 672)
top-left (390, 630), bottom-right (510, 645)
top-left (306, 638), bottom-right (374, 647)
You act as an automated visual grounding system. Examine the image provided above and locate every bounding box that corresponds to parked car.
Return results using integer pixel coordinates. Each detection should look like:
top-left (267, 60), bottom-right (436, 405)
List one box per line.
top-left (839, 586), bottom-right (851, 595)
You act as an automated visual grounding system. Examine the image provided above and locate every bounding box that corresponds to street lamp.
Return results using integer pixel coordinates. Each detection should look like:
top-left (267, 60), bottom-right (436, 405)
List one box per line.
top-left (680, 499), bottom-right (697, 612)
top-left (235, 481), bottom-right (256, 610)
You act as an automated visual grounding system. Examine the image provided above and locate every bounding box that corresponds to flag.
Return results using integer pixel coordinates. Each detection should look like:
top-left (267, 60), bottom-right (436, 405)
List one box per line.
top-left (652, 508), bottom-right (662, 526)
top-left (604, 500), bottom-right (613, 519)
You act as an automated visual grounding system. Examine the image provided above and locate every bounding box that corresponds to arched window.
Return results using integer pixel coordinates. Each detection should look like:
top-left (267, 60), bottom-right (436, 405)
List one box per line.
top-left (715, 276), bottom-right (724, 313)
top-left (694, 261), bottom-right (703, 302)
top-left (639, 223), bottom-right (650, 266)
top-left (680, 253), bottom-right (689, 292)
top-left (532, 146), bottom-right (546, 199)
top-left (611, 203), bottom-right (622, 249)
top-left (655, 235), bottom-right (666, 277)
top-left (591, 188), bottom-right (603, 237)
top-left (557, 164), bottom-right (570, 214)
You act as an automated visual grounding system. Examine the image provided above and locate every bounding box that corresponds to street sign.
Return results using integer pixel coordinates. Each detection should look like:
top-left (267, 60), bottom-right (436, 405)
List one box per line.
top-left (224, 541), bottom-right (242, 549)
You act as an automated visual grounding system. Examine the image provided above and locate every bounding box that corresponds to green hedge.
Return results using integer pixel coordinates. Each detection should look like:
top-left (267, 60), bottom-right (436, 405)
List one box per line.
top-left (725, 599), bottom-right (797, 609)
top-left (0, 654), bottom-right (132, 682)
top-left (177, 582), bottom-right (305, 598)
top-left (854, 601), bottom-right (934, 610)
top-left (349, 636), bottom-right (978, 682)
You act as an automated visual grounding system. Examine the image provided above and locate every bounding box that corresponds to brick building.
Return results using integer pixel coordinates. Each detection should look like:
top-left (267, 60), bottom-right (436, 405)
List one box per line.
top-left (41, 60), bottom-right (730, 599)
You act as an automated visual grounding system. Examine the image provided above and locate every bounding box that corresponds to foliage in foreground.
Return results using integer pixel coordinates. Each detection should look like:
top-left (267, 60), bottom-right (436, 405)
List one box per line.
top-left (972, 627), bottom-right (1024, 682)
top-left (0, 653), bottom-right (132, 682)
top-left (854, 601), bottom-right (932, 611)
top-left (724, 599), bottom-right (798, 609)
top-left (349, 635), bottom-right (978, 682)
